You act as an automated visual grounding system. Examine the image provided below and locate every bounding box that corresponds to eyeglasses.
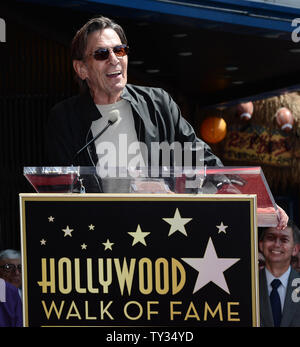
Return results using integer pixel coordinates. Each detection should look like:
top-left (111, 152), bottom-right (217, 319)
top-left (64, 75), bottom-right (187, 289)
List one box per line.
top-left (0, 264), bottom-right (22, 272)
top-left (89, 44), bottom-right (129, 61)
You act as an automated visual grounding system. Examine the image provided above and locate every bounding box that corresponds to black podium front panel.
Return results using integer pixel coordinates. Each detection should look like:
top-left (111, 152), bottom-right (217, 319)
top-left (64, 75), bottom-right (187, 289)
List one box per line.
top-left (20, 193), bottom-right (259, 327)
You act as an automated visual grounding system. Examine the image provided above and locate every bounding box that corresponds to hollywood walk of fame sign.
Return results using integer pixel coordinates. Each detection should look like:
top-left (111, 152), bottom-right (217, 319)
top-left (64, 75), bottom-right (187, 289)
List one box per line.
top-left (20, 193), bottom-right (259, 327)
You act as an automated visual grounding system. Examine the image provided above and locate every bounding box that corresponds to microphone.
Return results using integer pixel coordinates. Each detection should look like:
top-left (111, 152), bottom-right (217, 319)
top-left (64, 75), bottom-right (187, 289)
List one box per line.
top-left (72, 110), bottom-right (119, 164)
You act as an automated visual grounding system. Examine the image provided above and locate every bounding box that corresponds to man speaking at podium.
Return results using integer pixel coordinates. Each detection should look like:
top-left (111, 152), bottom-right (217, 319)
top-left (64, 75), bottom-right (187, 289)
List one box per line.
top-left (45, 16), bottom-right (288, 230)
top-left (46, 16), bottom-right (222, 171)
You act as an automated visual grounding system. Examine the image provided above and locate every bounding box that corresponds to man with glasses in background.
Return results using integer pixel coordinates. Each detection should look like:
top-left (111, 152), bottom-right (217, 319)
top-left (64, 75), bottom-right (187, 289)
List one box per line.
top-left (0, 249), bottom-right (22, 298)
top-left (0, 249), bottom-right (23, 326)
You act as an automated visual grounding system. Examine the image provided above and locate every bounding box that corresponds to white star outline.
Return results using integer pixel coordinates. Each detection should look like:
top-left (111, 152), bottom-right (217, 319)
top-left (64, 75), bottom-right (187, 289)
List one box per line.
top-left (216, 222), bottom-right (228, 234)
top-left (181, 237), bottom-right (240, 294)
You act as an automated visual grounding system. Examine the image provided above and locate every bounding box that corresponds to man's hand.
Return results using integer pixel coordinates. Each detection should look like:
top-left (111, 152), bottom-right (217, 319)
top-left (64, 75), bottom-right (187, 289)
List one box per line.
top-left (276, 205), bottom-right (289, 230)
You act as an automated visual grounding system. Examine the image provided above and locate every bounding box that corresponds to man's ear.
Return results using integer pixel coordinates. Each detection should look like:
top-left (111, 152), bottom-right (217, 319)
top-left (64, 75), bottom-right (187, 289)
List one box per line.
top-left (258, 240), bottom-right (263, 253)
top-left (292, 243), bottom-right (300, 257)
top-left (73, 60), bottom-right (88, 80)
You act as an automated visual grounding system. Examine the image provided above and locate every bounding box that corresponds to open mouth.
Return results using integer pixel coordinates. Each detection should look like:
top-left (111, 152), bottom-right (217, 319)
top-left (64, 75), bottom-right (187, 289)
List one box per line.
top-left (270, 250), bottom-right (282, 255)
top-left (106, 71), bottom-right (122, 78)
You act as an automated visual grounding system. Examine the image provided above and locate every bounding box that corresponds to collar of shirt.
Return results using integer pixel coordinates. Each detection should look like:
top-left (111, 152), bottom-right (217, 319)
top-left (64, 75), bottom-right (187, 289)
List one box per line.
top-left (265, 266), bottom-right (290, 291)
top-left (265, 266), bottom-right (291, 310)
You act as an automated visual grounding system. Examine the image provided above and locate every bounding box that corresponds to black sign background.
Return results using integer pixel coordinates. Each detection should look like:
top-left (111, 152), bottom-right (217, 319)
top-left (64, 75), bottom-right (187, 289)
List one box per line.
top-left (20, 194), bottom-right (258, 327)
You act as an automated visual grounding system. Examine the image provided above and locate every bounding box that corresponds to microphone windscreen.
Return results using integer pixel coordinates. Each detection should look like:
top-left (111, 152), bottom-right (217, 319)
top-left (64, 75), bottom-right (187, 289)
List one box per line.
top-left (108, 109), bottom-right (120, 124)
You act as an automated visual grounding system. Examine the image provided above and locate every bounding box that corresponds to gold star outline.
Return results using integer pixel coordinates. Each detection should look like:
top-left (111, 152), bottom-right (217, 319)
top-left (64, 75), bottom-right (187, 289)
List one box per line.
top-left (163, 208), bottom-right (192, 236)
top-left (102, 239), bottom-right (114, 251)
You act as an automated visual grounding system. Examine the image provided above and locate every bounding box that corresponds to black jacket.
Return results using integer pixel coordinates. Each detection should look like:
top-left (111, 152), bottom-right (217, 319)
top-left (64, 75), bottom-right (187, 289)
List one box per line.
top-left (259, 268), bottom-right (300, 327)
top-left (46, 84), bottom-right (223, 168)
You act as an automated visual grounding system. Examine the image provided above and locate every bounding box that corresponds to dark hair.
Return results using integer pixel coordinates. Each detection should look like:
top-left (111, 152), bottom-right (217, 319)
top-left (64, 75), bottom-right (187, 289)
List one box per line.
top-left (71, 16), bottom-right (128, 92)
top-left (259, 219), bottom-right (300, 244)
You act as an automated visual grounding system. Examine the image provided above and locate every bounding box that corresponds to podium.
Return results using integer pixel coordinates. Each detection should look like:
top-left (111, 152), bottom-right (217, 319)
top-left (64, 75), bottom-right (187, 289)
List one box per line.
top-left (23, 166), bottom-right (278, 227)
top-left (20, 166), bottom-right (275, 327)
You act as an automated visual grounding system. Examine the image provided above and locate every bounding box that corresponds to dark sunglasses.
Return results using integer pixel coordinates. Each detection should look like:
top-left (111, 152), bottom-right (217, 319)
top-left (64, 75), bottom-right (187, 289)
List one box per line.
top-left (90, 44), bottom-right (129, 61)
top-left (0, 263), bottom-right (22, 272)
